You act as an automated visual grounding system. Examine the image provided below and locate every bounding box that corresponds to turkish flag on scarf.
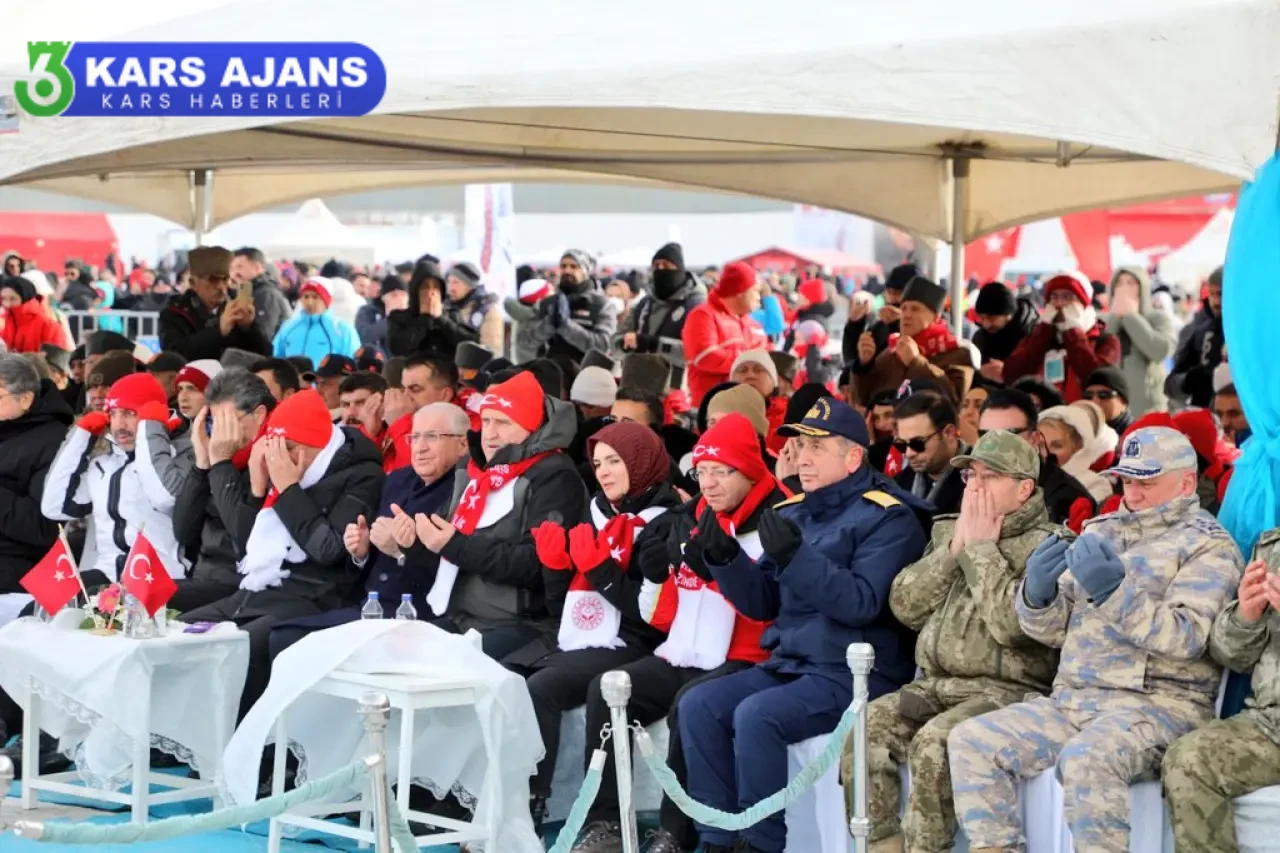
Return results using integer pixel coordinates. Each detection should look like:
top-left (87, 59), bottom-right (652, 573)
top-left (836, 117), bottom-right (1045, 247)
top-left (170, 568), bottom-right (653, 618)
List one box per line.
top-left (20, 537), bottom-right (81, 615)
top-left (560, 512), bottom-right (647, 651)
top-left (120, 532), bottom-right (178, 616)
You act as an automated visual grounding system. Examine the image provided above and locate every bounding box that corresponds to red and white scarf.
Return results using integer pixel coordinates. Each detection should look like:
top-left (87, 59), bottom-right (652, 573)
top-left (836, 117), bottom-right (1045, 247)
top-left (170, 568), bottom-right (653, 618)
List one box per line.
top-left (559, 498), bottom-right (666, 651)
top-left (425, 452), bottom-right (550, 616)
top-left (913, 320), bottom-right (959, 358)
top-left (653, 476), bottom-right (780, 669)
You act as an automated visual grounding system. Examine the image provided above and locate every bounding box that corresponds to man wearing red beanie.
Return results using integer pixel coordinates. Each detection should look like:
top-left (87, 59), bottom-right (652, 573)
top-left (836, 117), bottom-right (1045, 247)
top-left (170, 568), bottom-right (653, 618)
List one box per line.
top-left (179, 387), bottom-right (384, 719)
top-left (1003, 270), bottom-right (1120, 403)
top-left (410, 368), bottom-right (591, 664)
top-left (681, 261), bottom-right (767, 406)
top-left (42, 371), bottom-right (190, 593)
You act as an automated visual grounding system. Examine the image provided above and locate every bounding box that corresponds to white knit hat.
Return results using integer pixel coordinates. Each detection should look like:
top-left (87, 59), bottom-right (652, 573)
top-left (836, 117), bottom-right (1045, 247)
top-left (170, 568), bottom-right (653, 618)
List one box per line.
top-left (730, 348), bottom-right (779, 386)
top-left (570, 366), bottom-right (617, 408)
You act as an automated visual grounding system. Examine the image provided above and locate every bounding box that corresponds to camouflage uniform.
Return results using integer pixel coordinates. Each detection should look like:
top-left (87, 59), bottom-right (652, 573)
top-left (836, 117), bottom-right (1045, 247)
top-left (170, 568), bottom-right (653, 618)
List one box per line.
top-left (843, 431), bottom-right (1066, 852)
top-left (1163, 527), bottom-right (1280, 853)
top-left (949, 427), bottom-right (1244, 853)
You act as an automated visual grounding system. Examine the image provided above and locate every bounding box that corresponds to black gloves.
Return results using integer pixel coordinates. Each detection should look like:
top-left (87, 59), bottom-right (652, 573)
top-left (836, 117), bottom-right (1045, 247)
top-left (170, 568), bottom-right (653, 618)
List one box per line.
top-left (550, 293), bottom-right (570, 328)
top-left (682, 536), bottom-right (714, 582)
top-left (758, 508), bottom-right (803, 567)
top-left (698, 507), bottom-right (740, 567)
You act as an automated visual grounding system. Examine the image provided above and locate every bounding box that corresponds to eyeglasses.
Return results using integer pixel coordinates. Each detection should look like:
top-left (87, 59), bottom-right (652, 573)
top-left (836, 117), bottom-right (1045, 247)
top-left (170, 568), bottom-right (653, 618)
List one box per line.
top-left (960, 469), bottom-right (1025, 485)
top-left (694, 466), bottom-right (737, 484)
top-left (1083, 390), bottom-right (1118, 401)
top-left (409, 432), bottom-right (464, 444)
top-left (892, 430), bottom-right (941, 454)
top-left (977, 426), bottom-right (1032, 440)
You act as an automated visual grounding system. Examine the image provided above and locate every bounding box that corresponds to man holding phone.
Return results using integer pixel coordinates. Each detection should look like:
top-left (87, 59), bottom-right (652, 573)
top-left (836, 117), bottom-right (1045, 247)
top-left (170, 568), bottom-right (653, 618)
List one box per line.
top-left (159, 246), bottom-right (272, 362)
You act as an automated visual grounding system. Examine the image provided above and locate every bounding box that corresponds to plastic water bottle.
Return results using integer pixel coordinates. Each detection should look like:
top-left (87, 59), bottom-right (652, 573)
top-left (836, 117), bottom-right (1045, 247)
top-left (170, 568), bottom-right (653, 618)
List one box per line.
top-left (360, 591), bottom-right (383, 620)
top-left (394, 594), bottom-right (417, 621)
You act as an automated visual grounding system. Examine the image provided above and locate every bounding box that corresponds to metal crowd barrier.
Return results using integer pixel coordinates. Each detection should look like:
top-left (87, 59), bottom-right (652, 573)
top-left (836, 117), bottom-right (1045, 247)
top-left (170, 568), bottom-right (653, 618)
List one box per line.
top-left (63, 310), bottom-right (161, 349)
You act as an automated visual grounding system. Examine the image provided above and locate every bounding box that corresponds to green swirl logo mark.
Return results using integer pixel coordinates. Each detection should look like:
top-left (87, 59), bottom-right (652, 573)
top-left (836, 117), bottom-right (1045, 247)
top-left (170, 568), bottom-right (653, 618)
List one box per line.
top-left (13, 42), bottom-right (75, 118)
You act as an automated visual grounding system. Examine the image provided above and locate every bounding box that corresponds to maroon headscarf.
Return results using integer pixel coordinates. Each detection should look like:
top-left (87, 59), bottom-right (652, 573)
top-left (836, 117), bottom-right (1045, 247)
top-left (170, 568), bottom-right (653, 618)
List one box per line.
top-left (587, 421), bottom-right (671, 498)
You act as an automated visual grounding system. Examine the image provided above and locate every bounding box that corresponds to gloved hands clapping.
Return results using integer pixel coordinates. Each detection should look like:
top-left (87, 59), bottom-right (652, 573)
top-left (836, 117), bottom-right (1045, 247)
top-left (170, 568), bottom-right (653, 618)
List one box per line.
top-left (758, 508), bottom-right (803, 567)
top-left (1067, 533), bottom-right (1126, 603)
top-left (550, 293), bottom-right (570, 329)
top-left (697, 506), bottom-right (739, 567)
top-left (1024, 534), bottom-right (1070, 608)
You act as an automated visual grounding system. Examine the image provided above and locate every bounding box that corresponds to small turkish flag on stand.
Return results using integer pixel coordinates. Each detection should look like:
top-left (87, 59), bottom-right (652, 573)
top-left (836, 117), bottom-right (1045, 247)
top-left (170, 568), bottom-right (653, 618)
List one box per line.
top-left (19, 538), bottom-right (81, 615)
top-left (120, 532), bottom-right (178, 617)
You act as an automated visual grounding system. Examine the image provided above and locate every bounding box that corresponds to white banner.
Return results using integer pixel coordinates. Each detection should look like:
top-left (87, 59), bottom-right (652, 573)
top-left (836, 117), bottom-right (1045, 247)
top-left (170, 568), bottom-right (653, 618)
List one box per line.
top-left (463, 183), bottom-right (517, 301)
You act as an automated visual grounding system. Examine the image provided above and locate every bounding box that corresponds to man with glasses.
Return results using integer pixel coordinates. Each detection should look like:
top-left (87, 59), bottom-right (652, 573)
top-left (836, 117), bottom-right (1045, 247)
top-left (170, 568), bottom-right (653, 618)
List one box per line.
top-left (267, 402), bottom-right (466, 655)
top-left (680, 398), bottom-right (925, 853)
top-left (1084, 367), bottom-right (1134, 439)
top-left (893, 391), bottom-right (966, 516)
top-left (978, 388), bottom-right (1097, 528)
top-left (950, 426), bottom-right (1242, 853)
top-left (853, 429), bottom-right (1067, 853)
top-left (158, 246), bottom-right (272, 362)
top-left (379, 354), bottom-right (459, 472)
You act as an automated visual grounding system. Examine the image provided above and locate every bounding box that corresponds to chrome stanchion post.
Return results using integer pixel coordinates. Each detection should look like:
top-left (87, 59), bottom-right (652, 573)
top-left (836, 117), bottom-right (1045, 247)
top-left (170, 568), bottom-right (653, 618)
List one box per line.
top-left (847, 643), bottom-right (874, 853)
top-left (359, 692), bottom-right (394, 853)
top-left (0, 756), bottom-right (12, 831)
top-left (600, 671), bottom-right (639, 853)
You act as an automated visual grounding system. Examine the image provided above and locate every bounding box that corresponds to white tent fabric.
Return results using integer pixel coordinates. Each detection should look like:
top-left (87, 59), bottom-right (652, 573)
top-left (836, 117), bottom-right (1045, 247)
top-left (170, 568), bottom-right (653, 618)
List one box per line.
top-left (1, 0), bottom-right (1276, 236)
top-left (1158, 206), bottom-right (1235, 288)
top-left (262, 198), bottom-right (378, 266)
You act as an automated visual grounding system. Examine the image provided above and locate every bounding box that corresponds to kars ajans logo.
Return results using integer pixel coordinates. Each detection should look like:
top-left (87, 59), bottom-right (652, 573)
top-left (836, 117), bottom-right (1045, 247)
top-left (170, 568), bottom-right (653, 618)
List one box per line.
top-left (571, 594), bottom-right (606, 631)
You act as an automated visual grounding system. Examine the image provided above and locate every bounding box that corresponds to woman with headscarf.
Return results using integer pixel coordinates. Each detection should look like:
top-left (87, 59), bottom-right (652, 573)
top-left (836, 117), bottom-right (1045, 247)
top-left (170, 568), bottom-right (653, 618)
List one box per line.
top-left (523, 421), bottom-right (683, 827)
top-left (0, 276), bottom-right (70, 353)
top-left (1037, 401), bottom-right (1120, 503)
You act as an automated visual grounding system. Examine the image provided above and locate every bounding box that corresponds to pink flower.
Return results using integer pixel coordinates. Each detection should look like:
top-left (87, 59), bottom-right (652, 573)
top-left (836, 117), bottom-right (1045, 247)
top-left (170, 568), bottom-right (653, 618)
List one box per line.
top-left (96, 584), bottom-right (122, 614)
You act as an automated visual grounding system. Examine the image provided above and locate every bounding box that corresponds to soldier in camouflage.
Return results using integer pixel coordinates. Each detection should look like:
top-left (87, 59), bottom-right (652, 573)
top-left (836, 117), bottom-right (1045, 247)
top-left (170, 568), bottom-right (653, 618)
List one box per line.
top-left (948, 426), bottom-right (1244, 853)
top-left (1163, 528), bottom-right (1280, 852)
top-left (843, 430), bottom-right (1067, 853)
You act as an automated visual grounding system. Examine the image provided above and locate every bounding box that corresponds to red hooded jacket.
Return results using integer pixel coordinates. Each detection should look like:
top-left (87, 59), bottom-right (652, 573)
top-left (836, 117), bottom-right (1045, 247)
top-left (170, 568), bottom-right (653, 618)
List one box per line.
top-left (682, 293), bottom-right (767, 406)
top-left (1, 298), bottom-right (68, 353)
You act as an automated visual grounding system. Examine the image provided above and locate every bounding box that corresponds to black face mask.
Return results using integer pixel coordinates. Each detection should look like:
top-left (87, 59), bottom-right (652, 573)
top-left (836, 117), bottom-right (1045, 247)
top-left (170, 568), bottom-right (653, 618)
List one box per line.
top-left (652, 268), bottom-right (684, 300)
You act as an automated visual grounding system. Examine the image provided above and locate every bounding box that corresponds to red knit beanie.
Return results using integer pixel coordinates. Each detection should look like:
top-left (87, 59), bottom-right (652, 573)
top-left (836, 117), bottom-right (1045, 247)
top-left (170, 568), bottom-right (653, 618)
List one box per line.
top-left (265, 389), bottom-right (335, 448)
top-left (300, 277), bottom-right (333, 308)
top-left (482, 371), bottom-right (546, 434)
top-left (105, 373), bottom-right (168, 413)
top-left (588, 421), bottom-right (671, 498)
top-left (715, 262), bottom-right (757, 298)
top-left (1171, 409), bottom-right (1219, 462)
top-left (691, 412), bottom-right (768, 482)
top-left (798, 278), bottom-right (826, 306)
top-left (1043, 271), bottom-right (1091, 306)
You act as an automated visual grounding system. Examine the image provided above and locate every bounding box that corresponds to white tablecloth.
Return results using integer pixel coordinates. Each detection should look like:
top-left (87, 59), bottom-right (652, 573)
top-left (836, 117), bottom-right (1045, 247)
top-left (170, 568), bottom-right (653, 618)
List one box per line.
top-left (0, 618), bottom-right (248, 789)
top-left (222, 620), bottom-right (544, 853)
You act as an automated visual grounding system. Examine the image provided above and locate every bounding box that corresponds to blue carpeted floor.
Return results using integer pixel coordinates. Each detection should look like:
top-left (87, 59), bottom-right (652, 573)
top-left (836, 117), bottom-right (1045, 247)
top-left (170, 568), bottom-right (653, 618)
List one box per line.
top-left (0, 768), bottom-right (587, 852)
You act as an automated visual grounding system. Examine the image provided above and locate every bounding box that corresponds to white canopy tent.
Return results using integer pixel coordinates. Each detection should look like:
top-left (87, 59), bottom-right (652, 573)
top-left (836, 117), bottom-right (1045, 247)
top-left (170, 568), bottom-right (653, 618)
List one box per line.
top-left (262, 198), bottom-right (378, 266)
top-left (1157, 206), bottom-right (1236, 290)
top-left (2, 0), bottom-right (1278, 334)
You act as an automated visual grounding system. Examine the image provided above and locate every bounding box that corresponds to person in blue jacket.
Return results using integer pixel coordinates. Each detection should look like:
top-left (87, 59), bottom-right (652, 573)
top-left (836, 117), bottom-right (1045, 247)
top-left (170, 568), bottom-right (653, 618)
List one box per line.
top-left (680, 396), bottom-right (928, 853)
top-left (272, 277), bottom-right (360, 365)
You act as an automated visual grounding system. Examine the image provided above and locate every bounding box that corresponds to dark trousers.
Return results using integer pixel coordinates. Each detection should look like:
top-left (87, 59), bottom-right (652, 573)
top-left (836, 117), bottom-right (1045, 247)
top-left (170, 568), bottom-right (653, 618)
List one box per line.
top-left (517, 646), bottom-right (647, 798)
top-left (171, 579), bottom-right (241, 615)
top-left (680, 666), bottom-right (848, 853)
top-left (183, 590), bottom-right (331, 721)
top-left (584, 655), bottom-right (750, 845)
top-left (431, 616), bottom-right (542, 662)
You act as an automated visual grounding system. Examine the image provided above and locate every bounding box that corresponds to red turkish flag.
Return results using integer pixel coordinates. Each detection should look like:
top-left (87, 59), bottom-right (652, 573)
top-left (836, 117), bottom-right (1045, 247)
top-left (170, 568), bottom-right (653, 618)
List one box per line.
top-left (965, 227), bottom-right (1022, 283)
top-left (120, 532), bottom-right (177, 617)
top-left (19, 538), bottom-right (81, 615)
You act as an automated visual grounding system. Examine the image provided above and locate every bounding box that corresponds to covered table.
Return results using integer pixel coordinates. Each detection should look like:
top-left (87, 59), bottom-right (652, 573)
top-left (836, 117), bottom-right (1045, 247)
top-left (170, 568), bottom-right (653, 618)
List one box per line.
top-left (0, 618), bottom-right (248, 823)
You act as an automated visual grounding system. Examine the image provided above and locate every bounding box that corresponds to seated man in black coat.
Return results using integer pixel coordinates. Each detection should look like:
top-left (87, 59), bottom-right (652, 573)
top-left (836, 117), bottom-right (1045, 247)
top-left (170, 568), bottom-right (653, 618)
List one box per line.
top-left (180, 388), bottom-right (383, 719)
top-left (268, 401), bottom-right (468, 656)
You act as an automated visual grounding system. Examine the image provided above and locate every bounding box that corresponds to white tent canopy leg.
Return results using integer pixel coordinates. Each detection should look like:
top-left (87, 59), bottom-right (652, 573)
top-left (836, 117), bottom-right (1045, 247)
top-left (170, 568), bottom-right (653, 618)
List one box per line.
top-left (192, 169), bottom-right (212, 247)
top-left (949, 156), bottom-right (970, 338)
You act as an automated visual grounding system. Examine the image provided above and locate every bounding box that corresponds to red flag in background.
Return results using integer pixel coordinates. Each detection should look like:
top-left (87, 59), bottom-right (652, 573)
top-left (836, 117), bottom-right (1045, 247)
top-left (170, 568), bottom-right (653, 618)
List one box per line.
top-left (120, 532), bottom-right (177, 617)
top-left (20, 538), bottom-right (81, 615)
top-left (965, 227), bottom-right (1022, 283)
top-left (1060, 210), bottom-right (1113, 284)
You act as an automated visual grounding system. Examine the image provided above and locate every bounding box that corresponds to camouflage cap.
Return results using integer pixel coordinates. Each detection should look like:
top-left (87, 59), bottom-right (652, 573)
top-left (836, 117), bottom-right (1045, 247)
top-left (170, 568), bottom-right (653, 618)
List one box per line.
top-left (951, 429), bottom-right (1041, 480)
top-left (1106, 425), bottom-right (1197, 479)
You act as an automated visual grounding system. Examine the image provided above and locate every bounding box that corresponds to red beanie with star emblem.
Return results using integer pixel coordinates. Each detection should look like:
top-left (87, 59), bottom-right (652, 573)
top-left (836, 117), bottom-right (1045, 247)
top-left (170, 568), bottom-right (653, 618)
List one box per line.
top-left (691, 412), bottom-right (768, 482)
top-left (481, 371), bottom-right (546, 434)
top-left (105, 373), bottom-right (168, 413)
top-left (265, 389), bottom-right (335, 448)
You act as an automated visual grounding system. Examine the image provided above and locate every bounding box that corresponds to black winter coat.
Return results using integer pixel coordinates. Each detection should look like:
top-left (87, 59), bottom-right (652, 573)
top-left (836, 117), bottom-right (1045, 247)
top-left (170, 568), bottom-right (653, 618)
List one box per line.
top-left (0, 381), bottom-right (73, 591)
top-left (385, 274), bottom-right (480, 358)
top-left (158, 290), bottom-right (273, 362)
top-left (1165, 301), bottom-right (1223, 408)
top-left (972, 298), bottom-right (1039, 365)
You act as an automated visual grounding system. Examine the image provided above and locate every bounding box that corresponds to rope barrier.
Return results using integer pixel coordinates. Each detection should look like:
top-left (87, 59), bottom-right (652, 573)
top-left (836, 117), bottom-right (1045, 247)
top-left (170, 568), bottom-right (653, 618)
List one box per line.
top-left (26, 760), bottom-right (366, 844)
top-left (635, 699), bottom-right (861, 831)
top-left (383, 791), bottom-right (422, 853)
top-left (545, 748), bottom-right (608, 853)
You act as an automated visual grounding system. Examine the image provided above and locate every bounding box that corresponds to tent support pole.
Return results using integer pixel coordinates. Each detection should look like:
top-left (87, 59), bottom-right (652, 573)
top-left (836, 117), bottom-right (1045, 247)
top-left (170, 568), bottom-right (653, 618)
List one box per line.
top-left (949, 157), bottom-right (970, 339)
top-left (193, 169), bottom-right (211, 245)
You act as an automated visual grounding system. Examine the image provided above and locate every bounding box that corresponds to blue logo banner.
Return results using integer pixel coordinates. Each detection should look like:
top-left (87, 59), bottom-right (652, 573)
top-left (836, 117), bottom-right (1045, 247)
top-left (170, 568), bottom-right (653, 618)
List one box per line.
top-left (36, 41), bottom-right (388, 118)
